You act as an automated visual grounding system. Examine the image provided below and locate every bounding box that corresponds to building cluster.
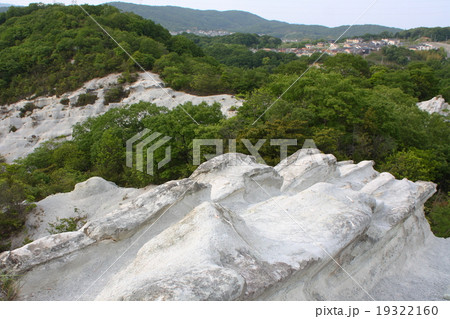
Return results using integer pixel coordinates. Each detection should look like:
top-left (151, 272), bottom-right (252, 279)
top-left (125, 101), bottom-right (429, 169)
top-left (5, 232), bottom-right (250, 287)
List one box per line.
top-left (408, 43), bottom-right (436, 51)
top-left (169, 30), bottom-right (439, 56)
top-left (171, 29), bottom-right (234, 37)
top-left (258, 38), bottom-right (436, 57)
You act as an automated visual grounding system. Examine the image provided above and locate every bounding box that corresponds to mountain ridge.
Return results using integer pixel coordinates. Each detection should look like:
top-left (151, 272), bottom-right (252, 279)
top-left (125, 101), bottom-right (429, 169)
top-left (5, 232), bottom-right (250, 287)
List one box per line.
top-left (108, 2), bottom-right (403, 40)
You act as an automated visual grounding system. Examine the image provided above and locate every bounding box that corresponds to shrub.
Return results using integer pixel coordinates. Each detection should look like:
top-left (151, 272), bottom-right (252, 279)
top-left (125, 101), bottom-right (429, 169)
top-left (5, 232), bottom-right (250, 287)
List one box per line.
top-left (103, 86), bottom-right (129, 105)
top-left (0, 173), bottom-right (36, 252)
top-left (60, 97), bottom-right (70, 105)
top-left (380, 148), bottom-right (442, 182)
top-left (118, 72), bottom-right (138, 84)
top-left (0, 271), bottom-right (19, 301)
top-left (9, 125), bottom-right (17, 133)
top-left (425, 192), bottom-right (450, 238)
top-left (19, 102), bottom-right (37, 118)
top-left (47, 215), bottom-right (87, 234)
top-left (74, 93), bottom-right (97, 107)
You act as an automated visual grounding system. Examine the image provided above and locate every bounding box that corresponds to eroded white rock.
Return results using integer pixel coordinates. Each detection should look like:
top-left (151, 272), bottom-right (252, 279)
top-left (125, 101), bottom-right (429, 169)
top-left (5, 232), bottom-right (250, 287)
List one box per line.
top-left (0, 72), bottom-right (242, 163)
top-left (22, 177), bottom-right (146, 243)
top-left (275, 148), bottom-right (338, 193)
top-left (190, 153), bottom-right (283, 203)
top-left (1, 151), bottom-right (448, 301)
top-left (81, 179), bottom-right (210, 242)
top-left (417, 95), bottom-right (449, 116)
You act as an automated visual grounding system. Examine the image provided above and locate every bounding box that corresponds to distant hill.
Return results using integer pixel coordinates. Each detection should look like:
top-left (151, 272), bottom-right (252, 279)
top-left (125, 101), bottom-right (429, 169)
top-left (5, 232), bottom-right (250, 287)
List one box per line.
top-left (109, 2), bottom-right (402, 40)
top-left (0, 3), bottom-right (22, 13)
top-left (0, 5), bottom-right (10, 13)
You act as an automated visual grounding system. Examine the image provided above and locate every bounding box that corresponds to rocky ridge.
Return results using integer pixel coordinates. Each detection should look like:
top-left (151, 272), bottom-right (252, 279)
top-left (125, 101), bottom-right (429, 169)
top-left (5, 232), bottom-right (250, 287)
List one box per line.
top-left (1, 149), bottom-right (448, 301)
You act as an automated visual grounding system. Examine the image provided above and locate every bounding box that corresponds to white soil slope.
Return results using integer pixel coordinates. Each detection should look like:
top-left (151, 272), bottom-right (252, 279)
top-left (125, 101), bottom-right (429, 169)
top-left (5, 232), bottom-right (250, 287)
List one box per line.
top-left (0, 72), bottom-right (242, 163)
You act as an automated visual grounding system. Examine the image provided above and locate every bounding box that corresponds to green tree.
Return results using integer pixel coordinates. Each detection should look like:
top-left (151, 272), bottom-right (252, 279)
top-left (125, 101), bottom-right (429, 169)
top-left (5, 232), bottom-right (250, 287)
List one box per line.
top-left (91, 129), bottom-right (125, 183)
top-left (0, 163), bottom-right (35, 251)
top-left (168, 35), bottom-right (204, 57)
top-left (324, 53), bottom-right (370, 77)
top-left (408, 62), bottom-right (438, 100)
top-left (131, 51), bottom-right (155, 70)
top-left (381, 148), bottom-right (442, 181)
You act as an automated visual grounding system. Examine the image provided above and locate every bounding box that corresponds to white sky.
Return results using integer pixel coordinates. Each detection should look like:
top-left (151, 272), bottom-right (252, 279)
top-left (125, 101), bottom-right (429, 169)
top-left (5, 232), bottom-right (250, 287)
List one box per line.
top-left (6, 0), bottom-right (450, 29)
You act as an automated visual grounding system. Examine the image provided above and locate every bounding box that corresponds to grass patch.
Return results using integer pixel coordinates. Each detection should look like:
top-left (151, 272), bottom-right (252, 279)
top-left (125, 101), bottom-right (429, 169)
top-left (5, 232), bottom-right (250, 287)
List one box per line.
top-left (19, 102), bottom-right (37, 118)
top-left (47, 215), bottom-right (87, 234)
top-left (0, 271), bottom-right (19, 301)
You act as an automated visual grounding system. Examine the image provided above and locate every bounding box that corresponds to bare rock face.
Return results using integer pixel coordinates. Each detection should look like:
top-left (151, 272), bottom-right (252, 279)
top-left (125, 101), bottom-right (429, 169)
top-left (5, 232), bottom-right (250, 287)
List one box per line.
top-left (0, 232), bottom-right (95, 274)
top-left (20, 177), bottom-right (145, 244)
top-left (0, 72), bottom-right (242, 163)
top-left (81, 179), bottom-right (210, 242)
top-left (0, 150), bottom-right (448, 301)
top-left (417, 95), bottom-right (449, 116)
top-left (275, 148), bottom-right (338, 193)
top-left (191, 153), bottom-right (283, 203)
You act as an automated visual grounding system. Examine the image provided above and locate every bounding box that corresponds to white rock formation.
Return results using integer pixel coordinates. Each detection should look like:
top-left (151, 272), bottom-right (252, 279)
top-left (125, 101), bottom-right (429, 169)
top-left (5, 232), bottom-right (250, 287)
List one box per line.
top-left (0, 150), bottom-right (448, 301)
top-left (417, 95), bottom-right (449, 116)
top-left (0, 72), bottom-right (242, 163)
top-left (16, 177), bottom-right (150, 244)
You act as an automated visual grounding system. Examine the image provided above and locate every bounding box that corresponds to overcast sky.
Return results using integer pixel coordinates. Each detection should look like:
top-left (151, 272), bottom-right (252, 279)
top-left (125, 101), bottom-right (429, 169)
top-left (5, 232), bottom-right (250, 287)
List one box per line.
top-left (8, 0), bottom-right (450, 29)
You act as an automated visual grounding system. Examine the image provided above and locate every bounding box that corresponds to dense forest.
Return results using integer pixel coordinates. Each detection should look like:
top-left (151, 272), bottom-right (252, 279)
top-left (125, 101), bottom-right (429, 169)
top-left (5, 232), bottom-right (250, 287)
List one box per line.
top-left (395, 27), bottom-right (450, 41)
top-left (0, 4), bottom-right (449, 252)
top-left (0, 3), bottom-right (172, 104)
top-left (348, 27), bottom-right (450, 42)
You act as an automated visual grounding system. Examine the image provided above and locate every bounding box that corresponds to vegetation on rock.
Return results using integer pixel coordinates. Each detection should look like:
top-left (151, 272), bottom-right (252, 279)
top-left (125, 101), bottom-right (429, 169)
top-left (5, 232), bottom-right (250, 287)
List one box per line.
top-left (47, 215), bottom-right (87, 234)
top-left (0, 271), bottom-right (19, 301)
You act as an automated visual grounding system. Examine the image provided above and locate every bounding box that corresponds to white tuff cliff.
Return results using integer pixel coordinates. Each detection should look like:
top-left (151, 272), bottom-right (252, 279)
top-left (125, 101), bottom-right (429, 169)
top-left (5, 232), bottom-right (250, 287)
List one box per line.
top-left (1, 150), bottom-right (448, 301)
top-left (0, 72), bottom-right (241, 163)
top-left (417, 95), bottom-right (449, 116)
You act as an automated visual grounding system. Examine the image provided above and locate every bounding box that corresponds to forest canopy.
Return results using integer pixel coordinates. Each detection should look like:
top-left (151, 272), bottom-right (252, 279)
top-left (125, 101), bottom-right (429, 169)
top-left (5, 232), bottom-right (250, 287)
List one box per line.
top-left (0, 3), bottom-right (171, 104)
